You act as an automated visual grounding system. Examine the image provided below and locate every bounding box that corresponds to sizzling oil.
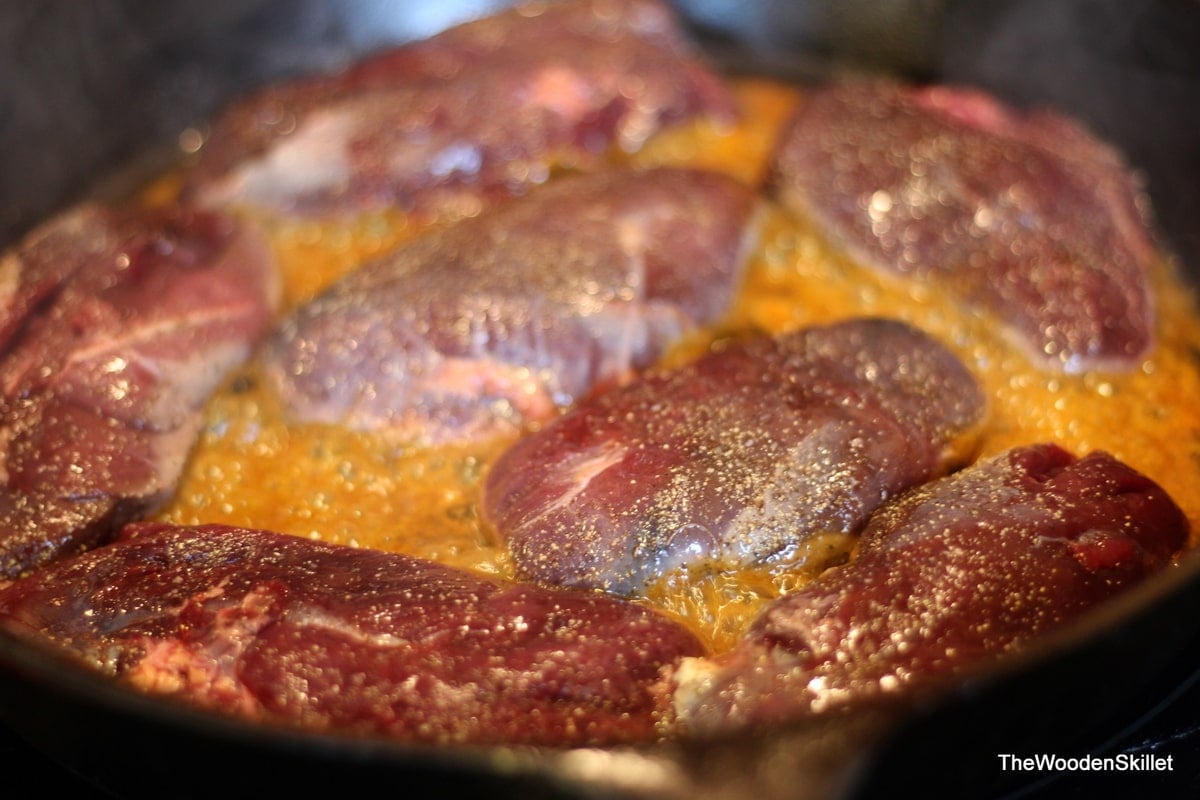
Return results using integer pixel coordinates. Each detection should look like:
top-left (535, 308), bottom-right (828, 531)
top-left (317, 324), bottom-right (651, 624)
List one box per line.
top-left (155, 79), bottom-right (1200, 653)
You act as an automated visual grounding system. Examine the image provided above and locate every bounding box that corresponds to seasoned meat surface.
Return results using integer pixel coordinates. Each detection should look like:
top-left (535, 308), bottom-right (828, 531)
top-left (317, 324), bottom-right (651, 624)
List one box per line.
top-left (0, 522), bottom-right (706, 746)
top-left (185, 0), bottom-right (736, 218)
top-left (772, 80), bottom-right (1156, 373)
top-left (261, 167), bottom-right (761, 445)
top-left (0, 206), bottom-right (278, 579)
top-left (676, 443), bottom-right (1188, 730)
top-left (485, 318), bottom-right (986, 594)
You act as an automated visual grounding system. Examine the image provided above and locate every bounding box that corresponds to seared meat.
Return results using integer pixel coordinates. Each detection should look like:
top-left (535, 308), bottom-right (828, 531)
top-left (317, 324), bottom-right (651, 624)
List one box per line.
top-left (0, 522), bottom-right (706, 746)
top-left (185, 0), bottom-right (736, 218)
top-left (261, 167), bottom-right (762, 445)
top-left (0, 206), bottom-right (278, 579)
top-left (484, 318), bottom-right (986, 595)
top-left (772, 80), bottom-right (1156, 373)
top-left (676, 443), bottom-right (1188, 731)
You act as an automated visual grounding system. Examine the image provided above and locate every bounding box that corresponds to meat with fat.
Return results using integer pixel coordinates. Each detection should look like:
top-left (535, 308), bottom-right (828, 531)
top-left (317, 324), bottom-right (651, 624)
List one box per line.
top-left (260, 167), bottom-right (762, 445)
top-left (0, 205), bottom-right (278, 579)
top-left (675, 443), bottom-right (1188, 731)
top-left (185, 0), bottom-right (737, 218)
top-left (0, 521), bottom-right (707, 746)
top-left (771, 80), bottom-right (1157, 373)
top-left (484, 318), bottom-right (986, 594)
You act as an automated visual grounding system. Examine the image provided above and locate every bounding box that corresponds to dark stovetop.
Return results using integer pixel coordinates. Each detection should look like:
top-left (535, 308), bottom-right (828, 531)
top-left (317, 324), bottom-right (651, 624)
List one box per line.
top-left (849, 620), bottom-right (1200, 800)
top-left (1014, 667), bottom-right (1200, 799)
top-left (1, 721), bottom-right (104, 797)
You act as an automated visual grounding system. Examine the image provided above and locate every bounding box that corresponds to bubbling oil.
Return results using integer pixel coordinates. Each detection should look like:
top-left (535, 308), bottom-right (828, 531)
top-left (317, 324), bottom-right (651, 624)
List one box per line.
top-left (156, 79), bottom-right (1200, 653)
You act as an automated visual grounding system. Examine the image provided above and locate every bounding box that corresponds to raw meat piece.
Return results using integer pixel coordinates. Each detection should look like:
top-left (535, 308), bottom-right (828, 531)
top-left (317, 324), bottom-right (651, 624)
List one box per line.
top-left (676, 443), bottom-right (1188, 731)
top-left (484, 318), bottom-right (986, 594)
top-left (0, 205), bottom-right (278, 579)
top-left (261, 167), bottom-right (761, 445)
top-left (771, 80), bottom-right (1156, 373)
top-left (0, 522), bottom-right (707, 746)
top-left (185, 0), bottom-right (737, 218)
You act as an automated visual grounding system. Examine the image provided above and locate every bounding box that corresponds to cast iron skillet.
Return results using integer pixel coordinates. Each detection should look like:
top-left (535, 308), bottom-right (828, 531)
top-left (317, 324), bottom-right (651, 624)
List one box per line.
top-left (3, 1), bottom-right (1200, 797)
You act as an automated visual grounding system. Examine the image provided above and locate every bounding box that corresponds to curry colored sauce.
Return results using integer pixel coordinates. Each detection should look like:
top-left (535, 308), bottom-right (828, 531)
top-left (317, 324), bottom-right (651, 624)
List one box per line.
top-left (263, 211), bottom-right (420, 310)
top-left (156, 79), bottom-right (1200, 654)
top-left (161, 367), bottom-right (512, 576)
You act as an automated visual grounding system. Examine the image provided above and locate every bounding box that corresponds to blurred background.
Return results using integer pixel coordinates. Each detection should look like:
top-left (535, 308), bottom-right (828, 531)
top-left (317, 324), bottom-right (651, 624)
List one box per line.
top-left (3, 0), bottom-right (1199, 268)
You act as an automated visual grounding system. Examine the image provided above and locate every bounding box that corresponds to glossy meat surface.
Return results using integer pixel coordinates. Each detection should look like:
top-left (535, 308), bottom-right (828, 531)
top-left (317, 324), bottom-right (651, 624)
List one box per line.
top-left (0, 522), bottom-right (706, 746)
top-left (186, 0), bottom-right (736, 217)
top-left (677, 444), bottom-right (1188, 730)
top-left (261, 167), bottom-right (761, 444)
top-left (772, 80), bottom-right (1156, 373)
top-left (0, 206), bottom-right (278, 579)
top-left (485, 318), bottom-right (986, 594)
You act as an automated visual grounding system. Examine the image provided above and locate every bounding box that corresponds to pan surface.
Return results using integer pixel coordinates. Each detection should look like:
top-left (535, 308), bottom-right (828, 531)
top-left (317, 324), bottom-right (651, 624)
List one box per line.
top-left (3, 1), bottom-right (1200, 797)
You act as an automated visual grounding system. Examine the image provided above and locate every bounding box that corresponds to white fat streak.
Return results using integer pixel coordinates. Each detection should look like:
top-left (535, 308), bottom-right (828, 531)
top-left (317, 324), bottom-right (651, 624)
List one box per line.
top-left (272, 606), bottom-right (518, 713)
top-left (736, 200), bottom-right (770, 276)
top-left (516, 441), bottom-right (629, 532)
top-left (199, 108), bottom-right (356, 210)
top-left (602, 215), bottom-right (650, 374)
top-left (125, 579), bottom-right (263, 714)
top-left (62, 307), bottom-right (255, 431)
top-left (64, 302), bottom-right (257, 374)
top-left (285, 605), bottom-right (411, 648)
top-left (670, 654), bottom-right (724, 718)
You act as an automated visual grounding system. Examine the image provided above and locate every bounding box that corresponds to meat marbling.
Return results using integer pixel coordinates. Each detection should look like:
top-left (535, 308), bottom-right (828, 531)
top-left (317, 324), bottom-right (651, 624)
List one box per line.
top-left (771, 80), bottom-right (1157, 373)
top-left (675, 443), bottom-right (1188, 731)
top-left (261, 167), bottom-right (762, 445)
top-left (0, 521), bottom-right (706, 746)
top-left (484, 318), bottom-right (986, 595)
top-left (0, 205), bottom-right (278, 579)
top-left (185, 0), bottom-right (737, 218)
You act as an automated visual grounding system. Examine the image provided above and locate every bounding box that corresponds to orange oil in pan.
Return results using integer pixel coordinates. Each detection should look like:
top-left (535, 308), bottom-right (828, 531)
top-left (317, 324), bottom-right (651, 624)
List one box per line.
top-left (155, 79), bottom-right (1200, 653)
